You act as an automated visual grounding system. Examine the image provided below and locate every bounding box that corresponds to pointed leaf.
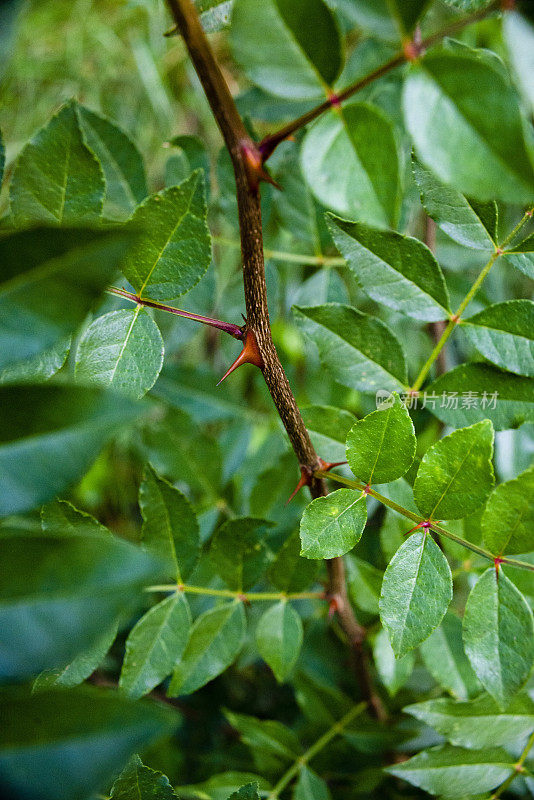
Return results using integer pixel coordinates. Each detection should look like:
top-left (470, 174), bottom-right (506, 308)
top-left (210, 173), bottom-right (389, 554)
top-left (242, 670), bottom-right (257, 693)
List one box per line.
top-left (75, 308), bottom-right (164, 399)
top-left (122, 171), bottom-right (211, 301)
top-left (0, 337), bottom-right (70, 386)
top-left (404, 693), bottom-right (534, 749)
top-left (482, 465), bottom-right (534, 555)
top-left (300, 488), bottom-right (367, 559)
top-left (230, 0), bottom-right (342, 100)
top-left (346, 393), bottom-right (416, 484)
top-left (293, 767), bottom-right (331, 800)
top-left (78, 105), bottom-right (148, 219)
top-left (374, 627), bottom-right (414, 696)
top-left (41, 498), bottom-right (110, 537)
top-left (502, 233), bottom-right (534, 279)
top-left (0, 226), bottom-right (135, 373)
top-left (403, 51), bottom-right (534, 203)
top-left (419, 612), bottom-right (481, 700)
top-left (386, 744), bottom-right (515, 797)
top-left (0, 526), bottom-right (163, 681)
top-left (379, 531), bottom-right (452, 658)
top-left (463, 568), bottom-right (534, 709)
top-left (120, 593), bottom-right (191, 699)
top-left (33, 620), bottom-right (118, 691)
top-left (301, 104), bottom-right (400, 226)
top-left (224, 710), bottom-right (301, 772)
top-left (256, 601), bottom-right (303, 683)
top-left (294, 303), bottom-right (408, 393)
top-left (413, 421), bottom-right (494, 520)
top-left (168, 601), bottom-right (246, 696)
top-left (110, 755), bottom-right (177, 799)
top-left (10, 100), bottom-right (104, 224)
top-left (426, 363), bottom-right (534, 431)
top-left (228, 782), bottom-right (260, 800)
top-left (328, 216), bottom-right (450, 321)
top-left (139, 464), bottom-right (200, 583)
top-left (412, 158), bottom-right (496, 250)
top-left (0, 384), bottom-right (141, 516)
top-left (462, 300), bottom-right (534, 377)
top-left (210, 517), bottom-right (272, 591)
top-left (0, 686), bottom-right (176, 800)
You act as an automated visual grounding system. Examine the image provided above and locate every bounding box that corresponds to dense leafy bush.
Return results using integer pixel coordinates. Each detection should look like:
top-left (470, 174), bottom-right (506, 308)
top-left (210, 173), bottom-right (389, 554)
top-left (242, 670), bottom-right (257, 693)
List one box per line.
top-left (1, 0), bottom-right (534, 798)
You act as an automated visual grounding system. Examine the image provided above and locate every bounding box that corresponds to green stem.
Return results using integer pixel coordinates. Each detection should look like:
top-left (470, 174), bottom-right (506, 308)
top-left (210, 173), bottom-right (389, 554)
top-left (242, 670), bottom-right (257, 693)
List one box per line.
top-left (316, 470), bottom-right (534, 573)
top-left (213, 237), bottom-right (345, 267)
top-left (144, 584), bottom-right (326, 601)
top-left (411, 206), bottom-right (534, 391)
top-left (489, 729), bottom-right (534, 800)
top-left (266, 702), bottom-right (367, 799)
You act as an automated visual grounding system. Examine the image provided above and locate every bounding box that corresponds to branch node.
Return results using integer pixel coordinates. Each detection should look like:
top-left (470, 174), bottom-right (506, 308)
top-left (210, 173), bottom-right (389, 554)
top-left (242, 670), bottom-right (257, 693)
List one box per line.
top-left (240, 140), bottom-right (281, 193)
top-left (216, 328), bottom-right (263, 385)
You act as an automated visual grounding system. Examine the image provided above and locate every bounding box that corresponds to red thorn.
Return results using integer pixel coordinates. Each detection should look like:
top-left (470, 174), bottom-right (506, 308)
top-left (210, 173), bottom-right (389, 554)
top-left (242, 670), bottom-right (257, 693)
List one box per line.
top-left (241, 140), bottom-right (281, 193)
top-left (404, 519), bottom-right (433, 536)
top-left (217, 328), bottom-right (263, 386)
top-left (237, 593), bottom-right (251, 606)
top-left (496, 247), bottom-right (504, 256)
top-left (318, 457), bottom-right (347, 472)
top-left (286, 465), bottom-right (312, 505)
top-left (494, 556), bottom-right (504, 580)
top-left (362, 483), bottom-right (371, 495)
top-left (327, 594), bottom-right (343, 619)
top-left (402, 27), bottom-right (424, 62)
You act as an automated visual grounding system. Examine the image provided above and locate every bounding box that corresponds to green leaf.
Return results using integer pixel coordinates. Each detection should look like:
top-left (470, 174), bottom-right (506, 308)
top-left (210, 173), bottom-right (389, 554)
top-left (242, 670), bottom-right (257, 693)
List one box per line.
top-left (268, 530), bottom-right (320, 593)
top-left (0, 686), bottom-right (176, 800)
top-left (230, 0), bottom-right (342, 100)
top-left (413, 421), bottom-right (494, 520)
top-left (301, 405), bottom-right (356, 464)
top-left (168, 601), bottom-right (246, 696)
top-left (122, 171), bottom-right (211, 301)
top-left (176, 772), bottom-right (270, 800)
top-left (139, 464), bottom-right (200, 583)
top-left (463, 568), bottom-right (534, 709)
top-left (227, 782), bottom-right (260, 800)
top-left (345, 554), bottom-right (383, 615)
top-left (404, 693), bottom-right (534, 749)
top-left (294, 304), bottom-right (408, 393)
top-left (41, 497), bottom-right (110, 537)
top-left (78, 105), bottom-right (148, 220)
top-left (385, 744), bottom-right (515, 797)
top-left (210, 517), bottom-right (272, 591)
top-left (346, 393), bottom-right (416, 484)
top-left (0, 338), bottom-right (70, 386)
top-left (120, 593), bottom-right (191, 699)
top-left (301, 104), bottom-right (400, 227)
top-left (293, 767), bottom-right (331, 800)
top-left (481, 465), bottom-right (534, 555)
top-left (0, 526), bottom-right (163, 681)
top-left (403, 51), bottom-right (534, 203)
top-left (75, 308), bottom-right (164, 399)
top-left (194, 0), bottom-right (234, 33)
top-left (10, 100), bottom-right (105, 224)
top-left (224, 710), bottom-right (301, 773)
top-left (300, 488), bottom-right (367, 559)
top-left (412, 158), bottom-right (496, 250)
top-left (0, 129), bottom-right (4, 184)
top-left (110, 755), bottom-right (177, 799)
top-left (426, 363), bottom-right (534, 431)
top-left (0, 226), bottom-right (135, 373)
top-left (379, 531), bottom-right (452, 658)
top-left (502, 233), bottom-right (534, 279)
top-left (462, 300), bottom-right (534, 377)
top-left (33, 620), bottom-right (118, 691)
top-left (256, 601), bottom-right (303, 683)
top-left (419, 612), bottom-right (481, 700)
top-left (0, 384), bottom-right (141, 516)
top-left (327, 216), bottom-right (450, 321)
top-left (373, 627), bottom-right (414, 696)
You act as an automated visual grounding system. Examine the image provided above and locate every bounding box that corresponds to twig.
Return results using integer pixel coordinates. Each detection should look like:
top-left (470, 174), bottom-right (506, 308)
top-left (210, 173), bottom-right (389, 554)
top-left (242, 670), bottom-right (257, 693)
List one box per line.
top-left (165, 0), bottom-right (385, 719)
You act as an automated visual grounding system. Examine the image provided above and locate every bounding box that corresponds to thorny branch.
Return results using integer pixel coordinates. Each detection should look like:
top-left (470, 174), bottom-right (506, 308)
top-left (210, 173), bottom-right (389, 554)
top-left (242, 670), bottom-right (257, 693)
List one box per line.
top-left (165, 0), bottom-right (385, 719)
